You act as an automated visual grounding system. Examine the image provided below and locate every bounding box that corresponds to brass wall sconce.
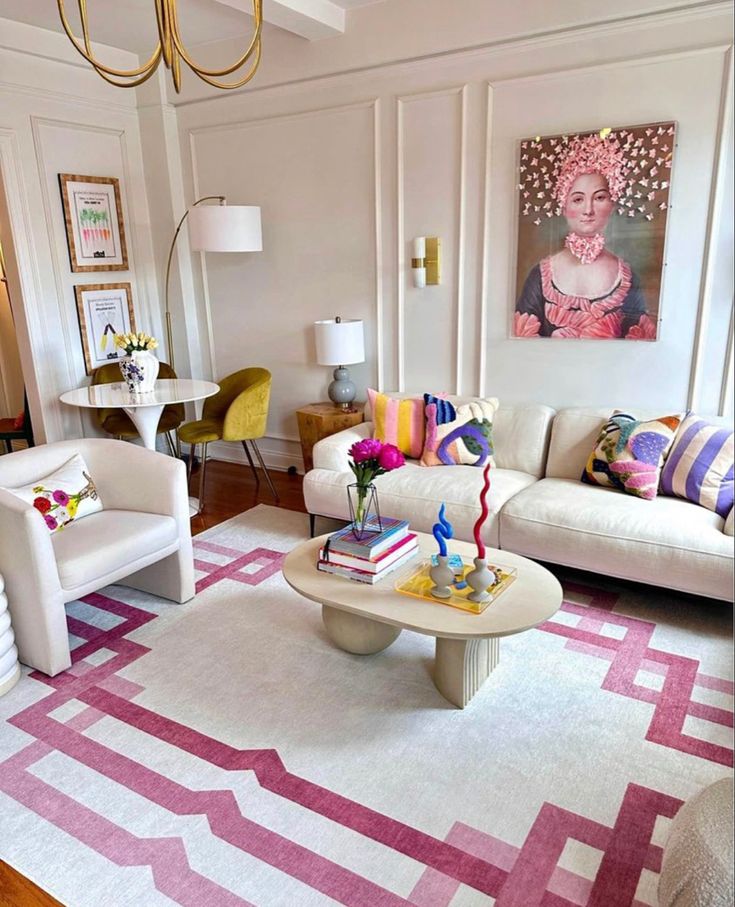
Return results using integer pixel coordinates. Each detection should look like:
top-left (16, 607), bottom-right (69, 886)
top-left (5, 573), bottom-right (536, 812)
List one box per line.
top-left (411, 237), bottom-right (441, 288)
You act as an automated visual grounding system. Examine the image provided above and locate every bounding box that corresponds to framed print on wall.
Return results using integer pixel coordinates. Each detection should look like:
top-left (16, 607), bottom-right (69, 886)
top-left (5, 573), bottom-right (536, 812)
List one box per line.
top-left (59, 174), bottom-right (129, 272)
top-left (513, 121), bottom-right (676, 340)
top-left (74, 282), bottom-right (136, 375)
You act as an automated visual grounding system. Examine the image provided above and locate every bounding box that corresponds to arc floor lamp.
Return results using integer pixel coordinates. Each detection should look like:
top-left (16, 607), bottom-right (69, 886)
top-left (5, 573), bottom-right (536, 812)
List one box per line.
top-left (164, 197), bottom-right (262, 370)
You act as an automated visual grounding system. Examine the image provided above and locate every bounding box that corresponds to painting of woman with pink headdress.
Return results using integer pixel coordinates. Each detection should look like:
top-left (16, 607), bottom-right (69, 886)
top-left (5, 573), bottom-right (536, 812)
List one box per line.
top-left (513, 123), bottom-right (676, 340)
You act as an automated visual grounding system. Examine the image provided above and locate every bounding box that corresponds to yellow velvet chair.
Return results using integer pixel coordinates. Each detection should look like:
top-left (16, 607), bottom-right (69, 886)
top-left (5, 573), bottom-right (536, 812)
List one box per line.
top-left (177, 367), bottom-right (279, 510)
top-left (91, 362), bottom-right (184, 455)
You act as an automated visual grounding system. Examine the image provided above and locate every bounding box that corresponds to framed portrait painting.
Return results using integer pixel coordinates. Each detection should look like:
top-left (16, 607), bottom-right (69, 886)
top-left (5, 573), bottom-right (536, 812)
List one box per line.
top-left (513, 122), bottom-right (676, 341)
top-left (74, 283), bottom-right (136, 375)
top-left (59, 174), bottom-right (129, 272)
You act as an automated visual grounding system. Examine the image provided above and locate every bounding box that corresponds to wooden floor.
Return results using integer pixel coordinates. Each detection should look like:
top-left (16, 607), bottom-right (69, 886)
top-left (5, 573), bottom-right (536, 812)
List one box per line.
top-left (0, 459), bottom-right (305, 907)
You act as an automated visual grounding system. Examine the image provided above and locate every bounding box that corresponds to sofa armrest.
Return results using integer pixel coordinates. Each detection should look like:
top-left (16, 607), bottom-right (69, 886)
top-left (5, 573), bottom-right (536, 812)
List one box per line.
top-left (724, 508), bottom-right (733, 537)
top-left (312, 422), bottom-right (373, 472)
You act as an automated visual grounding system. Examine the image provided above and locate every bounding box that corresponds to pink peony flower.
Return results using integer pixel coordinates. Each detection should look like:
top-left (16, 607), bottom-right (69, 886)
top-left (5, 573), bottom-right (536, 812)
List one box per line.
top-left (44, 515), bottom-right (58, 530)
top-left (378, 444), bottom-right (405, 471)
top-left (349, 438), bottom-right (383, 464)
top-left (53, 490), bottom-right (70, 506)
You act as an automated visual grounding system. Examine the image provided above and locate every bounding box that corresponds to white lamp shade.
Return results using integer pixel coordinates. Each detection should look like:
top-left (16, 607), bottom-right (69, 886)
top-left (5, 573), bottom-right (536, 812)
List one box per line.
top-left (187, 204), bottom-right (262, 252)
top-left (314, 318), bottom-right (365, 366)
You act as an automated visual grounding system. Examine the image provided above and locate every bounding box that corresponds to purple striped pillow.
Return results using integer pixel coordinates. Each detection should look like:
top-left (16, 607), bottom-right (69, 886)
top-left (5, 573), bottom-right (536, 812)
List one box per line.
top-left (660, 414), bottom-right (734, 517)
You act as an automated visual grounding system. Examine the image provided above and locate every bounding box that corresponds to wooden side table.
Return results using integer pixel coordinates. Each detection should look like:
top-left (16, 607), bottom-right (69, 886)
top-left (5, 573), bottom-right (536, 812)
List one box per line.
top-left (296, 402), bottom-right (364, 473)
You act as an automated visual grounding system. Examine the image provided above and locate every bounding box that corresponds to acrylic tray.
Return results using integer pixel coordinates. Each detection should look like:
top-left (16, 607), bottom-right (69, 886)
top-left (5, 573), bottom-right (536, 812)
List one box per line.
top-left (395, 558), bottom-right (517, 614)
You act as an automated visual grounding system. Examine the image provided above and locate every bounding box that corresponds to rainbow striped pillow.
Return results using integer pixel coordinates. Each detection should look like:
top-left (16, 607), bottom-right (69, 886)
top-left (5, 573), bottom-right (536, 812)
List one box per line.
top-left (367, 390), bottom-right (426, 460)
top-left (660, 414), bottom-right (734, 517)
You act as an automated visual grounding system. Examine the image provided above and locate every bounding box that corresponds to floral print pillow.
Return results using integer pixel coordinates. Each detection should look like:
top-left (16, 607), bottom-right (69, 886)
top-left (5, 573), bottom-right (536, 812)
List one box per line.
top-left (582, 411), bottom-right (682, 501)
top-left (8, 454), bottom-right (102, 533)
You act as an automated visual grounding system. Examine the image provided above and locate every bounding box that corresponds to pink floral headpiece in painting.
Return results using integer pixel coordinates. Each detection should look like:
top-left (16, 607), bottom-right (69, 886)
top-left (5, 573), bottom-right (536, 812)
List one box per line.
top-left (553, 133), bottom-right (627, 208)
top-left (518, 122), bottom-right (675, 226)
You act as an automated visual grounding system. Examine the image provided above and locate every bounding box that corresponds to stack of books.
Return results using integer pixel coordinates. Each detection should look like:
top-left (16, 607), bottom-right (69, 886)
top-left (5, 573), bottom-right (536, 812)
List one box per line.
top-left (317, 517), bottom-right (418, 584)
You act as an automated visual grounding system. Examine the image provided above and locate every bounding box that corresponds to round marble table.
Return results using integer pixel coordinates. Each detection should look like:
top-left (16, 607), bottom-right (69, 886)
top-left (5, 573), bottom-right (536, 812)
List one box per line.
top-left (60, 378), bottom-right (219, 451)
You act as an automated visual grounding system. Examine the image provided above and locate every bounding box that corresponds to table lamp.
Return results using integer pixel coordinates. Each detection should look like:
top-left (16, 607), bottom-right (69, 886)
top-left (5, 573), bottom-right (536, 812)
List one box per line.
top-left (314, 317), bottom-right (365, 412)
top-left (164, 197), bottom-right (262, 370)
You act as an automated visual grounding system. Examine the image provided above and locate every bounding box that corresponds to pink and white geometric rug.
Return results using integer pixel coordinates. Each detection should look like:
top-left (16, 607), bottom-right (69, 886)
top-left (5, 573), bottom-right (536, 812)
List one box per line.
top-left (0, 505), bottom-right (732, 906)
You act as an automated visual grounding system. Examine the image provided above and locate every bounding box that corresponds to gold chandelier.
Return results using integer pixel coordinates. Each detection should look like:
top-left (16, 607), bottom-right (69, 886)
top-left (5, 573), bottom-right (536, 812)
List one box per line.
top-left (57, 0), bottom-right (263, 93)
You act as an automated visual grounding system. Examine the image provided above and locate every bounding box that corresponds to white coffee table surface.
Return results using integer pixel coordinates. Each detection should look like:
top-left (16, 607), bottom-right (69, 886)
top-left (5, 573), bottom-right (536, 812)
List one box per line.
top-left (284, 532), bottom-right (562, 641)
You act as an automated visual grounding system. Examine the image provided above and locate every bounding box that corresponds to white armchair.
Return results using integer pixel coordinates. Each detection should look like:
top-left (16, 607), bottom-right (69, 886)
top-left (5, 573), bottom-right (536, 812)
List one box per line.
top-left (0, 439), bottom-right (195, 676)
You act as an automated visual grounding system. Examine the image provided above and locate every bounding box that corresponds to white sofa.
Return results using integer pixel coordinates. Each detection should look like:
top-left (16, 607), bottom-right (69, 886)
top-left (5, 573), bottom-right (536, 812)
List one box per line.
top-left (303, 401), bottom-right (734, 602)
top-left (0, 439), bottom-right (195, 676)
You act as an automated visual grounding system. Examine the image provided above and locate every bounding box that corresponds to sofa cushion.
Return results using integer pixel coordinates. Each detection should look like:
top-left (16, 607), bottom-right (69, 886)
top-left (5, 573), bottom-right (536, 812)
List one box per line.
top-left (421, 395), bottom-right (498, 467)
top-left (547, 408), bottom-right (732, 480)
top-left (6, 453), bottom-right (102, 534)
top-left (500, 478), bottom-right (733, 600)
top-left (52, 510), bottom-right (178, 592)
top-left (367, 389), bottom-right (426, 459)
top-left (303, 463), bottom-right (537, 547)
top-left (364, 395), bottom-right (555, 478)
top-left (581, 411), bottom-right (682, 501)
top-left (660, 413), bottom-right (734, 517)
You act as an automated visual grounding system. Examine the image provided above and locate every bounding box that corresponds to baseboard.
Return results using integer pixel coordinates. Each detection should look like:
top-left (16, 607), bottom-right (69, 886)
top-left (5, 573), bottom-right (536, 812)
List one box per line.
top-left (204, 438), bottom-right (305, 474)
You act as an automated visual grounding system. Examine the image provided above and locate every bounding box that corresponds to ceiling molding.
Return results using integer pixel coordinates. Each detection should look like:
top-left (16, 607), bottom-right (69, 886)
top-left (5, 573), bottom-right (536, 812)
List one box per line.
top-left (213, 0), bottom-right (346, 39)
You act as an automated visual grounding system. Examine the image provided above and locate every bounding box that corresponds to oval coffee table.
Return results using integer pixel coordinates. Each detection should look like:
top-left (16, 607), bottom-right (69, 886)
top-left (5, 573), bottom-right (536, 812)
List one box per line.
top-left (283, 532), bottom-right (563, 708)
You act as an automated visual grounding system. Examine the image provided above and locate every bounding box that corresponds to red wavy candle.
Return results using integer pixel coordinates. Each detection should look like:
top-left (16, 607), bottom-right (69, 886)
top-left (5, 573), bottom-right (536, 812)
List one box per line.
top-left (473, 463), bottom-right (491, 559)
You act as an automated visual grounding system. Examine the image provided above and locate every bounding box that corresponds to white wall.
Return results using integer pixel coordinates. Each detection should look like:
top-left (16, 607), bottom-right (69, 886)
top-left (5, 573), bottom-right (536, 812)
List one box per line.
top-left (172, 1), bottom-right (734, 471)
top-left (0, 2), bottom-right (731, 470)
top-left (0, 19), bottom-right (162, 442)
top-left (0, 258), bottom-right (24, 417)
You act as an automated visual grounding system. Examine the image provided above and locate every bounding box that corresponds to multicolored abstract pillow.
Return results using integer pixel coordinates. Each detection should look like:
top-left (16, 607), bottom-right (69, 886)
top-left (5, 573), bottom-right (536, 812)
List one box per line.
top-left (582, 411), bottom-right (681, 500)
top-left (660, 413), bottom-right (734, 517)
top-left (420, 395), bottom-right (498, 467)
top-left (367, 389), bottom-right (426, 460)
top-left (7, 453), bottom-right (102, 533)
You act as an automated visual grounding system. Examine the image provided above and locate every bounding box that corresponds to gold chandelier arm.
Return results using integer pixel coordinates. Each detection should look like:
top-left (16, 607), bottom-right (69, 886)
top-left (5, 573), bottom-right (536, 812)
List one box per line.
top-left (57, 0), bottom-right (162, 79)
top-left (169, 0), bottom-right (262, 79)
top-left (86, 61), bottom-right (163, 89)
top-left (188, 41), bottom-right (262, 90)
top-left (158, 0), bottom-right (175, 70)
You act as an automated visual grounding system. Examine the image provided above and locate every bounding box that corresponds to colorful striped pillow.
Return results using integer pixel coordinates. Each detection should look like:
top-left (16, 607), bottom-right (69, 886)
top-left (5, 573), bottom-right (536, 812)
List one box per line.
top-left (660, 414), bottom-right (734, 517)
top-left (366, 389), bottom-right (426, 460)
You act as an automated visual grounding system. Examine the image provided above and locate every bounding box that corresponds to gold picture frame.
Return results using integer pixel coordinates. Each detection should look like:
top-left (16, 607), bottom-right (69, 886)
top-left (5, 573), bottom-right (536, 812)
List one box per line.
top-left (59, 174), bottom-right (129, 272)
top-left (74, 282), bottom-right (136, 375)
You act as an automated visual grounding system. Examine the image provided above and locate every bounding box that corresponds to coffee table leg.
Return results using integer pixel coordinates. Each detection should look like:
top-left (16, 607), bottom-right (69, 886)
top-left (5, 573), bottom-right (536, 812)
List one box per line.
top-left (322, 605), bottom-right (401, 655)
top-left (434, 637), bottom-right (499, 708)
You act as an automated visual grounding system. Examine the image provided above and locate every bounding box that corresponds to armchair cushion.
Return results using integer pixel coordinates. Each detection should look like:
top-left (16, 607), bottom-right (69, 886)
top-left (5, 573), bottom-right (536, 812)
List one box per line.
top-left (5, 453), bottom-right (102, 533)
top-left (52, 510), bottom-right (178, 592)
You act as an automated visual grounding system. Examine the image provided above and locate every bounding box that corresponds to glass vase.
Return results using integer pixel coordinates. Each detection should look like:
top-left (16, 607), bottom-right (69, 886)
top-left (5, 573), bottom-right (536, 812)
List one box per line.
top-left (346, 482), bottom-right (383, 540)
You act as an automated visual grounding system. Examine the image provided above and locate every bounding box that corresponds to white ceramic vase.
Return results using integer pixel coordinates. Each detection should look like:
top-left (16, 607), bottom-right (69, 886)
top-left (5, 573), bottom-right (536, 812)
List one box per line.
top-left (119, 350), bottom-right (159, 394)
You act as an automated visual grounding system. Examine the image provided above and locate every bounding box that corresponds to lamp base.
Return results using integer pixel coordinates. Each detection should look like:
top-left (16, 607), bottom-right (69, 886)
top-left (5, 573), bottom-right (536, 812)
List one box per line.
top-left (327, 366), bottom-right (356, 412)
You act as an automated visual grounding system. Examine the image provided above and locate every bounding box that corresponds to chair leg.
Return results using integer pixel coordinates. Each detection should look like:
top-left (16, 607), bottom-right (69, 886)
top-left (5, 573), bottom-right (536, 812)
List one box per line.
top-left (309, 513), bottom-right (316, 538)
top-left (198, 441), bottom-right (209, 512)
top-left (241, 440), bottom-right (260, 485)
top-left (175, 435), bottom-right (182, 459)
top-left (250, 439), bottom-right (280, 503)
top-left (4, 440), bottom-right (11, 454)
top-left (187, 443), bottom-right (196, 488)
top-left (164, 431), bottom-right (176, 457)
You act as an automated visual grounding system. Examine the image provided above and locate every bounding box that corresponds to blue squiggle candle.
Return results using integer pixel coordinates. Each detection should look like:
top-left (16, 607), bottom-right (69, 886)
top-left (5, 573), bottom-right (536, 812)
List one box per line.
top-left (432, 502), bottom-right (454, 557)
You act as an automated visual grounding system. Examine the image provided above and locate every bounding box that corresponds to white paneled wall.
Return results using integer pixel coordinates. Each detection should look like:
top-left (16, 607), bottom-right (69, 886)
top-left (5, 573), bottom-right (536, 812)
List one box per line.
top-left (0, 20), bottom-right (162, 443)
top-left (0, 4), bottom-right (732, 466)
top-left (175, 5), bottom-right (733, 471)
